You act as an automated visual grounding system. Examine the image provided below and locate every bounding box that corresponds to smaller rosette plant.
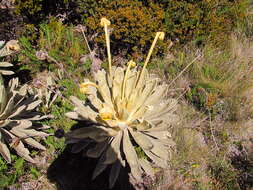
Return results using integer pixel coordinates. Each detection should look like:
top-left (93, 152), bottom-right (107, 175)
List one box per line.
top-left (0, 76), bottom-right (51, 163)
top-left (0, 40), bottom-right (20, 75)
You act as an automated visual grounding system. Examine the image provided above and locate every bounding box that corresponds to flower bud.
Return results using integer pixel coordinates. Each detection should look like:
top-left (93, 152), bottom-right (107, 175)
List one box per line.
top-left (36, 50), bottom-right (48, 61)
top-left (127, 60), bottom-right (136, 68)
top-left (100, 17), bottom-right (111, 27)
top-left (157, 32), bottom-right (165, 40)
top-left (5, 40), bottom-right (20, 51)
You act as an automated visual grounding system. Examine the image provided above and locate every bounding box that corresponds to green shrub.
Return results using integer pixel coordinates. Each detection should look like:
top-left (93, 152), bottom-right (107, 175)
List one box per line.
top-left (15, 0), bottom-right (249, 56)
top-left (15, 0), bottom-right (44, 21)
top-left (15, 0), bottom-right (73, 22)
top-left (164, 0), bottom-right (248, 45)
top-left (74, 0), bottom-right (249, 56)
top-left (81, 0), bottom-right (166, 57)
top-left (19, 19), bottom-right (88, 76)
top-left (210, 158), bottom-right (239, 189)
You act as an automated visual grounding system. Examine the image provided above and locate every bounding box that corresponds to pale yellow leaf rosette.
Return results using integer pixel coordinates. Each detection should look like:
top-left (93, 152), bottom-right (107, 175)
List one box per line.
top-left (66, 19), bottom-right (179, 188)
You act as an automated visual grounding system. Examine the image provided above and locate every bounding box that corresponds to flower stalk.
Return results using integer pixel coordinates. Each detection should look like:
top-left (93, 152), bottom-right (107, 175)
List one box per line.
top-left (100, 18), bottom-right (112, 78)
top-left (122, 60), bottom-right (136, 100)
top-left (136, 32), bottom-right (165, 88)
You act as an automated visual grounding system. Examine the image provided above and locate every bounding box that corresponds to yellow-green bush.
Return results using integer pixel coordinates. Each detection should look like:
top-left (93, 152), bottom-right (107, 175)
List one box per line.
top-left (76, 0), bottom-right (249, 54)
top-left (164, 0), bottom-right (248, 44)
top-left (19, 19), bottom-right (88, 74)
top-left (83, 0), bottom-right (166, 57)
top-left (15, 0), bottom-right (249, 55)
top-left (15, 0), bottom-right (43, 17)
top-left (15, 0), bottom-right (72, 22)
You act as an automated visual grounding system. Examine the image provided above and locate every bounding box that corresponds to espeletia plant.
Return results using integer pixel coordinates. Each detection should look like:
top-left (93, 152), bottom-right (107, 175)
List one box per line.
top-left (28, 71), bottom-right (60, 109)
top-left (0, 75), bottom-right (50, 163)
top-left (0, 40), bottom-right (20, 75)
top-left (65, 18), bottom-right (179, 188)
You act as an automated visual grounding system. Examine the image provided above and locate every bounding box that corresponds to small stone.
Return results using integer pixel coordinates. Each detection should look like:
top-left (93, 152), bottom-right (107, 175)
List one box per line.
top-left (54, 129), bottom-right (65, 138)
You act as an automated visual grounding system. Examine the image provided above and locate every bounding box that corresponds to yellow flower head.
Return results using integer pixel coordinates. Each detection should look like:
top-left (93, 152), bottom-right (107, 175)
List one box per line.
top-left (127, 60), bottom-right (136, 68)
top-left (99, 112), bottom-right (113, 120)
top-left (100, 17), bottom-right (111, 27)
top-left (157, 32), bottom-right (165, 40)
top-left (99, 107), bottom-right (114, 120)
top-left (6, 40), bottom-right (20, 51)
